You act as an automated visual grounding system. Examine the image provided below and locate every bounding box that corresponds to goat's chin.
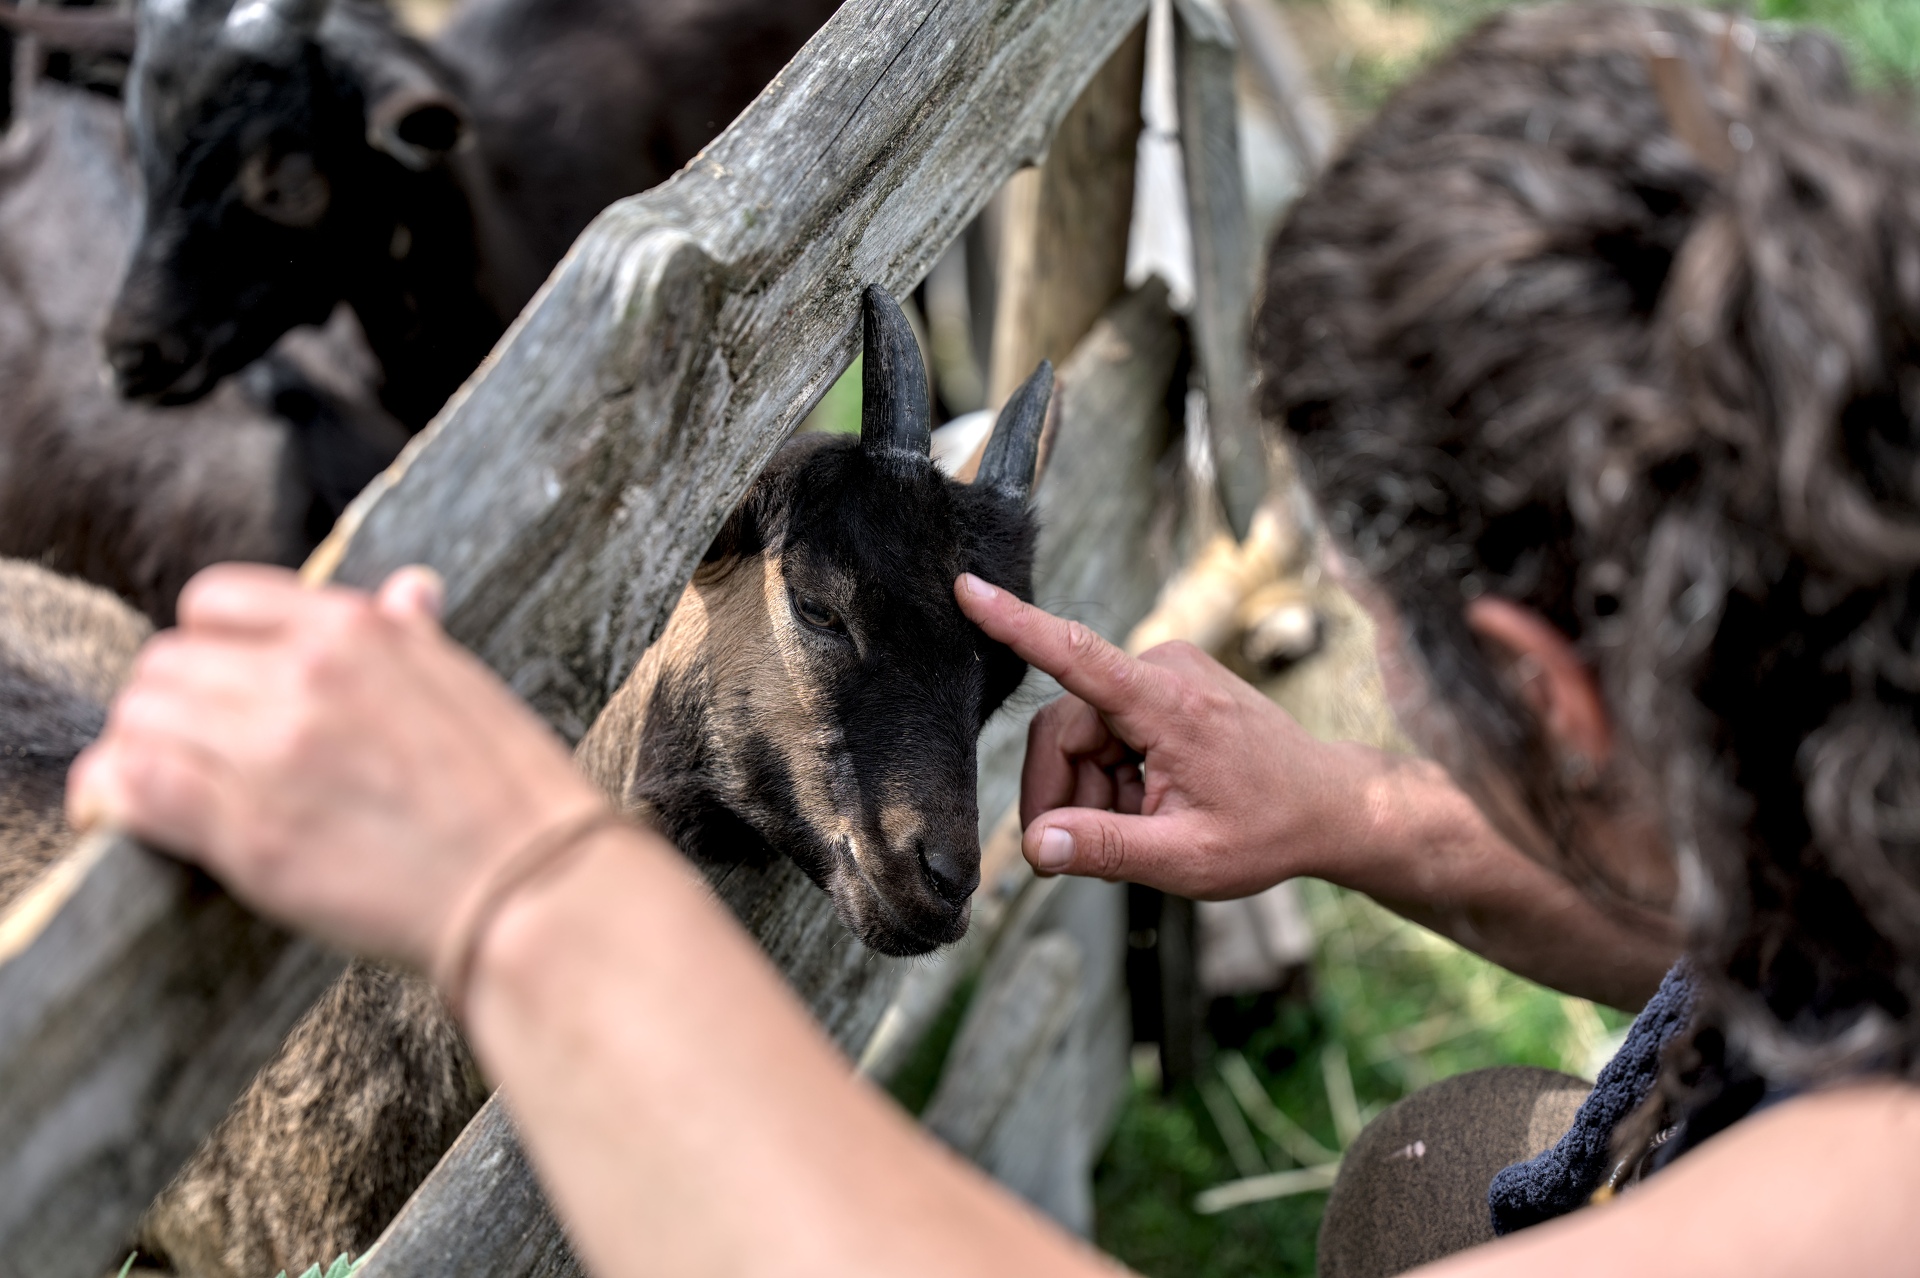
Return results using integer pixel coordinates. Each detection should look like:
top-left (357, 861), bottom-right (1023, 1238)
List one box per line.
top-left (826, 874), bottom-right (970, 957)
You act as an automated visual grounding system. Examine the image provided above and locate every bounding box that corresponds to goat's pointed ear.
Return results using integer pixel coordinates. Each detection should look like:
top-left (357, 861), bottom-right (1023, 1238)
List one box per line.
top-left (976, 359), bottom-right (1052, 504)
top-left (860, 284), bottom-right (931, 462)
top-left (368, 85), bottom-right (468, 171)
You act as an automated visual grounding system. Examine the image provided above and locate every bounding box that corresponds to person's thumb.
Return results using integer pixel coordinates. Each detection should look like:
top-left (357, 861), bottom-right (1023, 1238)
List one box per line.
top-left (376, 565), bottom-right (446, 628)
top-left (1023, 808), bottom-right (1191, 889)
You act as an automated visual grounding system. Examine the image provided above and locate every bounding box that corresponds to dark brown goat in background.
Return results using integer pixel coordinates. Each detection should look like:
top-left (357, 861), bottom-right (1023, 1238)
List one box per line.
top-left (0, 289), bottom-right (1051, 1277)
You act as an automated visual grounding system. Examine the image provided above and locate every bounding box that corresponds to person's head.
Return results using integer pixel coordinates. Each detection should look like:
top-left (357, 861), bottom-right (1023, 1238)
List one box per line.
top-left (1258, 2), bottom-right (1920, 1092)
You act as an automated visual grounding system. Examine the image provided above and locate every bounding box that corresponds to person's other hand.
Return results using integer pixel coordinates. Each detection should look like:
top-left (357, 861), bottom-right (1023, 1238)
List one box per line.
top-left (66, 563), bottom-right (611, 971)
top-left (956, 572), bottom-right (1381, 899)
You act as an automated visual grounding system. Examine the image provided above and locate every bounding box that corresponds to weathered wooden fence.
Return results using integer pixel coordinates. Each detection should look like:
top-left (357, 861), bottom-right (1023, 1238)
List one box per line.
top-left (0, 0), bottom-right (1284, 1270)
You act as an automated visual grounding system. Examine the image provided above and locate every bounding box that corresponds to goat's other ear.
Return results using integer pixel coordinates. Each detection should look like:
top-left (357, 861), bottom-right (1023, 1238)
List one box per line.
top-left (860, 284), bottom-right (932, 461)
top-left (697, 489), bottom-right (770, 576)
top-left (368, 85), bottom-right (468, 170)
top-left (976, 359), bottom-right (1052, 504)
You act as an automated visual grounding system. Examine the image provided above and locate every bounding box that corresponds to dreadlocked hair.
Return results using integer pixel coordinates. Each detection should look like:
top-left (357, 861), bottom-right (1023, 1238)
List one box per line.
top-left (1256, 0), bottom-right (1920, 1129)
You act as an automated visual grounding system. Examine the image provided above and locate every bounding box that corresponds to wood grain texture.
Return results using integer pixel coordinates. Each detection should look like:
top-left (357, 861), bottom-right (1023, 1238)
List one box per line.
top-left (0, 834), bottom-right (347, 1278)
top-left (922, 873), bottom-right (1130, 1236)
top-left (923, 930), bottom-right (1084, 1156)
top-left (1175, 0), bottom-right (1267, 540)
top-left (0, 0), bottom-right (1147, 1268)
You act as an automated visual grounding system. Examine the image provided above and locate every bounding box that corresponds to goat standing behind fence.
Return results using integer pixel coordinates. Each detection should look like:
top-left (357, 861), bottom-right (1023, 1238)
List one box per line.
top-left (0, 288), bottom-right (1051, 1278)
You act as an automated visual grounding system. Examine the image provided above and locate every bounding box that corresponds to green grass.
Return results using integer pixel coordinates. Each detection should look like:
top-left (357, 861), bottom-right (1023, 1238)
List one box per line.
top-left (1094, 883), bottom-right (1631, 1278)
top-left (800, 356), bottom-right (863, 436)
top-left (1289, 0), bottom-right (1920, 117)
top-left (1757, 0), bottom-right (1920, 87)
top-left (271, 1254), bottom-right (361, 1278)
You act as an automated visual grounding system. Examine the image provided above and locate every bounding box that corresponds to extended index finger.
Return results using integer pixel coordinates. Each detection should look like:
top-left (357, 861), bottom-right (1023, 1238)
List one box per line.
top-left (956, 573), bottom-right (1167, 723)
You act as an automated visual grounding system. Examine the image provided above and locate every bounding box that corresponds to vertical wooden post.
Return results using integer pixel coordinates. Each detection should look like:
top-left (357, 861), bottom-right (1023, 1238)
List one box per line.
top-left (985, 23), bottom-right (1148, 406)
top-left (1176, 0), bottom-right (1265, 541)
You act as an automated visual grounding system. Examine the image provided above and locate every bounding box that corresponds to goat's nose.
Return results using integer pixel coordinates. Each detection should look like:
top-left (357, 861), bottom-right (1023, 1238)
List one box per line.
top-left (919, 844), bottom-right (979, 908)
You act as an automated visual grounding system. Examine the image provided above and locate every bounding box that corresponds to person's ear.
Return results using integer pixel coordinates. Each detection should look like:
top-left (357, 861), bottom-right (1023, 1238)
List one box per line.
top-left (1465, 596), bottom-right (1612, 782)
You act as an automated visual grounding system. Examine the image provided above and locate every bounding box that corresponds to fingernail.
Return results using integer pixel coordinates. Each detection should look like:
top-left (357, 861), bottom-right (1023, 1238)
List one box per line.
top-left (65, 753), bottom-right (112, 833)
top-left (1034, 826), bottom-right (1074, 872)
top-left (412, 566), bottom-right (446, 619)
top-left (66, 789), bottom-right (102, 833)
top-left (957, 572), bottom-right (995, 603)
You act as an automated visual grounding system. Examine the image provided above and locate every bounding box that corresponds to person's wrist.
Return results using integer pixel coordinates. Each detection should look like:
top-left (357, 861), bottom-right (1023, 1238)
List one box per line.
top-left (1318, 745), bottom-right (1483, 899)
top-left (460, 820), bottom-right (694, 1031)
top-left (1278, 739), bottom-right (1419, 887)
top-left (432, 800), bottom-right (628, 1015)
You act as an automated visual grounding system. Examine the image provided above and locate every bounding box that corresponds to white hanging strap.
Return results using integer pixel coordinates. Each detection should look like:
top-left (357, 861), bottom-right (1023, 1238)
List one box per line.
top-left (1124, 0), bottom-right (1196, 312)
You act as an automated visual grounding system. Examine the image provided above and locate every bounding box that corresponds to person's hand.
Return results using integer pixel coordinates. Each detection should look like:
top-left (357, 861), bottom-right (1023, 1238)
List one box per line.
top-left (66, 563), bottom-right (612, 972)
top-left (956, 572), bottom-right (1381, 899)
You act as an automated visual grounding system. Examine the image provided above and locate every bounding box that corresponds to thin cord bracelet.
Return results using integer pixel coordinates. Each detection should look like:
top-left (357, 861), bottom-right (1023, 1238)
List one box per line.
top-left (435, 808), bottom-right (633, 1019)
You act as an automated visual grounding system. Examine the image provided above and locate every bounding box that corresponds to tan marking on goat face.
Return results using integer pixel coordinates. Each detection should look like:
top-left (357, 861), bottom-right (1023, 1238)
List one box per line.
top-left (577, 547), bottom-right (912, 945)
top-left (749, 553), bottom-right (864, 854)
top-left (877, 802), bottom-right (922, 857)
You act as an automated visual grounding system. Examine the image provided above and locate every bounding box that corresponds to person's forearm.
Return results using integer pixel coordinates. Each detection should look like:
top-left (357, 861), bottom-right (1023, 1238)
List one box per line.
top-left (466, 826), bottom-right (1118, 1278)
top-left (1314, 745), bottom-right (1676, 1010)
top-left (1411, 1082), bottom-right (1920, 1278)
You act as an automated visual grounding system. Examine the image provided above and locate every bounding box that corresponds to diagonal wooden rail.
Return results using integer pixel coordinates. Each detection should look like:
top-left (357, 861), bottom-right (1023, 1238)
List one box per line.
top-left (0, 0), bottom-right (1148, 1272)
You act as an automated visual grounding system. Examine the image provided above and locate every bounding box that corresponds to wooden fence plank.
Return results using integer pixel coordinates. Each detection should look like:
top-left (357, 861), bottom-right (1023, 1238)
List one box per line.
top-left (0, 0), bottom-right (1147, 1271)
top-left (923, 931), bottom-right (1084, 1156)
top-left (0, 835), bottom-right (345, 1276)
top-left (983, 23), bottom-right (1144, 408)
top-left (1175, 0), bottom-right (1266, 540)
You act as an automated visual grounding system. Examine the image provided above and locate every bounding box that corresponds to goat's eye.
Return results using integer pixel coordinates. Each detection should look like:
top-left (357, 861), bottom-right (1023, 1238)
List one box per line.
top-left (239, 150), bottom-right (331, 229)
top-left (792, 593), bottom-right (842, 633)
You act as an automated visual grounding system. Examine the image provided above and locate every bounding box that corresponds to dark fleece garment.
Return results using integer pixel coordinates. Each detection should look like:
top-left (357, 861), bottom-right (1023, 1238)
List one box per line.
top-left (1487, 961), bottom-right (1696, 1234)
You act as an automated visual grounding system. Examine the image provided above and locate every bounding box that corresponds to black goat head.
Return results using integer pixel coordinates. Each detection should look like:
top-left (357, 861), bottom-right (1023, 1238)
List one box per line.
top-left (105, 0), bottom-right (469, 408)
top-left (619, 284), bottom-right (1053, 956)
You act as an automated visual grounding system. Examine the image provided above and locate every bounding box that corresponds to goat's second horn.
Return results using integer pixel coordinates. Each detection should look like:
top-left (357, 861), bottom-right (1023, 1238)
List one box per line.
top-left (977, 360), bottom-right (1052, 504)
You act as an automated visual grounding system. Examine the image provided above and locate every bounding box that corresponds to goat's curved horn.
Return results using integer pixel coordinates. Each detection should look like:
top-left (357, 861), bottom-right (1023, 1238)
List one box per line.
top-left (976, 360), bottom-right (1053, 503)
top-left (224, 0), bottom-right (330, 54)
top-left (0, 3), bottom-right (136, 54)
top-left (860, 284), bottom-right (931, 462)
